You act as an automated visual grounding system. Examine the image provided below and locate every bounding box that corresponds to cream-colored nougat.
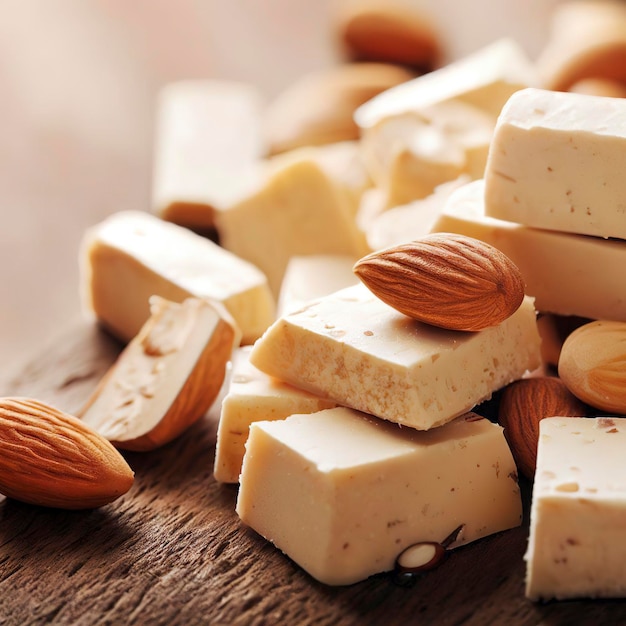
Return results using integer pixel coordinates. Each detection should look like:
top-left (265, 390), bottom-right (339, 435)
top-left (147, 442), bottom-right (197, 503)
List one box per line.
top-left (485, 87), bottom-right (626, 239)
top-left (269, 140), bottom-right (373, 223)
top-left (355, 38), bottom-right (536, 129)
top-left (360, 101), bottom-right (494, 207)
top-left (277, 254), bottom-right (359, 316)
top-left (152, 80), bottom-right (265, 230)
top-left (81, 296), bottom-right (240, 451)
top-left (434, 179), bottom-right (626, 322)
top-left (526, 417), bottom-right (626, 600)
top-left (214, 347), bottom-right (337, 483)
top-left (365, 176), bottom-right (468, 250)
top-left (250, 283), bottom-right (541, 430)
top-left (80, 211), bottom-right (275, 345)
top-left (237, 407), bottom-right (522, 586)
top-left (216, 144), bottom-right (370, 295)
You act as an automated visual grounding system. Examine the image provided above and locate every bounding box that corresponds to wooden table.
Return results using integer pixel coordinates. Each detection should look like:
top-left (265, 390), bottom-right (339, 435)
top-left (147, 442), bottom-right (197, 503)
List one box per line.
top-left (0, 321), bottom-right (625, 625)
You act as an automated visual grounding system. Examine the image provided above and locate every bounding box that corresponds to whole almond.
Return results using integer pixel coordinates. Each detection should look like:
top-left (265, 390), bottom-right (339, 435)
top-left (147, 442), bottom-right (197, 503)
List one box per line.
top-left (558, 319), bottom-right (626, 413)
top-left (0, 397), bottom-right (134, 509)
top-left (353, 233), bottom-right (525, 331)
top-left (263, 62), bottom-right (415, 156)
top-left (498, 377), bottom-right (587, 480)
top-left (334, 0), bottom-right (440, 70)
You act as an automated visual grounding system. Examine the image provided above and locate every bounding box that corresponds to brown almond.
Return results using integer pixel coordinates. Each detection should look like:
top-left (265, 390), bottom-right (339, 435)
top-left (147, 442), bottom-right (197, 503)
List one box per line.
top-left (334, 0), bottom-right (440, 70)
top-left (353, 233), bottom-right (525, 331)
top-left (0, 397), bottom-right (134, 509)
top-left (263, 62), bottom-right (415, 156)
top-left (537, 0), bottom-right (626, 91)
top-left (558, 319), bottom-right (626, 413)
top-left (498, 377), bottom-right (587, 480)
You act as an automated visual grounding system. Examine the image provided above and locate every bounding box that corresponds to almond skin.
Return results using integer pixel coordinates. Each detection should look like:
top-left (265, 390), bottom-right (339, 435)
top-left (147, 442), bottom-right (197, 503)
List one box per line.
top-left (498, 377), bottom-right (587, 479)
top-left (353, 233), bottom-right (526, 331)
top-left (334, 1), bottom-right (440, 70)
top-left (558, 319), bottom-right (626, 413)
top-left (0, 397), bottom-right (134, 509)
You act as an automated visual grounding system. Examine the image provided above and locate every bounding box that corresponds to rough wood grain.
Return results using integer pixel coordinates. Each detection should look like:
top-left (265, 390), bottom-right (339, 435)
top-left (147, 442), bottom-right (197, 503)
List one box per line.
top-left (1, 322), bottom-right (626, 625)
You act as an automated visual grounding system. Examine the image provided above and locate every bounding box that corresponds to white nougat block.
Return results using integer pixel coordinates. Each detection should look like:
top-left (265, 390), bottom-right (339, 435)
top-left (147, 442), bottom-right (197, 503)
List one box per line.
top-left (250, 283), bottom-right (541, 431)
top-left (237, 407), bottom-right (522, 586)
top-left (276, 254), bottom-right (359, 316)
top-left (484, 87), bottom-right (626, 239)
top-left (80, 211), bottom-right (275, 345)
top-left (152, 80), bottom-right (265, 230)
top-left (216, 145), bottom-right (370, 296)
top-left (526, 417), bottom-right (626, 600)
top-left (432, 179), bottom-right (626, 322)
top-left (214, 346), bottom-right (336, 483)
top-left (355, 38), bottom-right (536, 129)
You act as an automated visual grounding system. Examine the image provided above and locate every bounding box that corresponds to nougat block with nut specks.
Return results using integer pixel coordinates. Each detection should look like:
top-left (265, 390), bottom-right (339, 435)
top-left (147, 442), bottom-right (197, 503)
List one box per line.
top-left (237, 407), bottom-right (522, 585)
top-left (214, 346), bottom-right (337, 483)
top-left (250, 283), bottom-right (541, 430)
top-left (526, 416), bottom-right (626, 601)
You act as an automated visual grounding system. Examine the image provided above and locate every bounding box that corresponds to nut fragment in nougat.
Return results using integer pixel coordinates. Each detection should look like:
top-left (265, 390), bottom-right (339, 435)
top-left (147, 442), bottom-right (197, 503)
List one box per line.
top-left (432, 179), bottom-right (626, 322)
top-left (237, 408), bottom-right (522, 586)
top-left (484, 87), bottom-right (626, 239)
top-left (526, 417), bottom-right (626, 600)
top-left (250, 283), bottom-right (541, 430)
top-left (152, 80), bottom-right (265, 231)
top-left (80, 296), bottom-right (240, 451)
top-left (80, 210), bottom-right (275, 345)
top-left (214, 346), bottom-right (337, 483)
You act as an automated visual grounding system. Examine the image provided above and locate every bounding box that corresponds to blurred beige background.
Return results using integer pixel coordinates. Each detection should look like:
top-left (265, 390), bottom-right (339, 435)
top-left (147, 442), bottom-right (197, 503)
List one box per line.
top-left (0, 0), bottom-right (564, 380)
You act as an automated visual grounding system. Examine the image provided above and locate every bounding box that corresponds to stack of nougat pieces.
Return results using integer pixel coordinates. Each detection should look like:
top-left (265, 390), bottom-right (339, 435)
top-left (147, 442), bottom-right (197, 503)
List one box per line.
top-left (79, 0), bottom-right (626, 594)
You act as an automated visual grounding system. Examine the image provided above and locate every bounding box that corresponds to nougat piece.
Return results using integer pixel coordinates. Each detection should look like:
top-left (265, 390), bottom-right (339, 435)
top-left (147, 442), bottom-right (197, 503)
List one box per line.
top-left (152, 80), bottom-right (265, 231)
top-left (215, 144), bottom-right (370, 295)
top-left (436, 179), bottom-right (626, 322)
top-left (364, 176), bottom-right (468, 250)
top-left (359, 100), bottom-right (494, 207)
top-left (526, 417), bottom-right (626, 600)
top-left (355, 38), bottom-right (537, 128)
top-left (80, 296), bottom-right (240, 451)
top-left (484, 87), bottom-right (626, 239)
top-left (237, 407), bottom-right (522, 586)
top-left (250, 283), bottom-right (541, 431)
top-left (277, 254), bottom-right (358, 316)
top-left (80, 211), bottom-right (275, 345)
top-left (214, 347), bottom-right (336, 483)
